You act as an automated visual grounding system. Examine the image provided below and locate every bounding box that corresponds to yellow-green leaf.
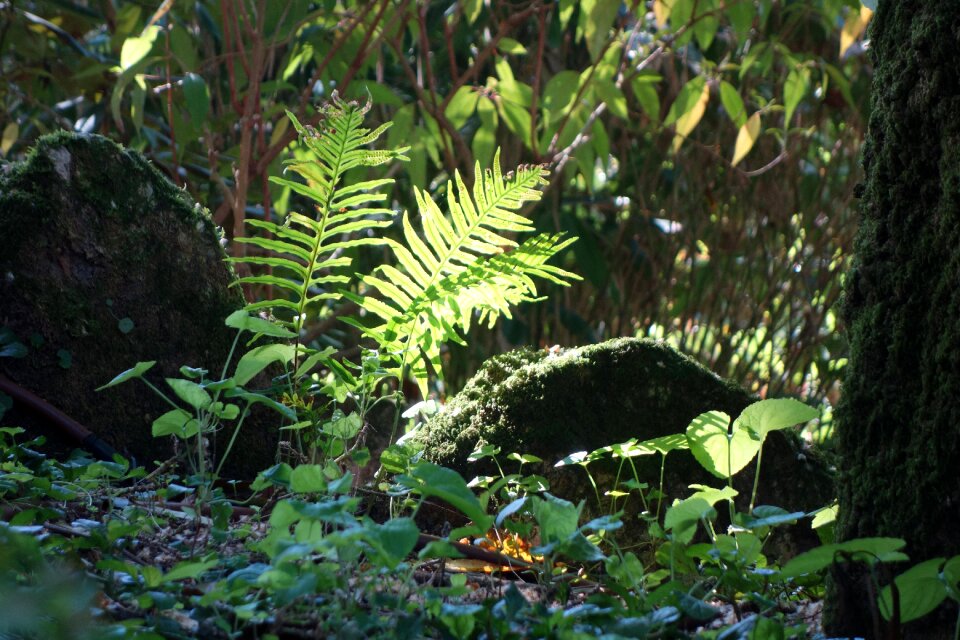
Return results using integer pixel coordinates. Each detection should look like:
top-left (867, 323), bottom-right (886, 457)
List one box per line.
top-left (732, 111), bottom-right (761, 167)
top-left (667, 77), bottom-right (710, 153)
top-left (840, 6), bottom-right (873, 58)
top-left (1, 122), bottom-right (18, 156)
top-left (120, 26), bottom-right (160, 71)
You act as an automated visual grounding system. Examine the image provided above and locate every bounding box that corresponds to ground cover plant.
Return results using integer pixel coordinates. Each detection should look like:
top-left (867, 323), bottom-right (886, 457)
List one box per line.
top-left (3, 94), bottom-right (960, 640)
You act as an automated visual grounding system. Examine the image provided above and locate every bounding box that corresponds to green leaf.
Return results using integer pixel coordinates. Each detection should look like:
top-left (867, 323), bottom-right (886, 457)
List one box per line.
top-left (735, 398), bottom-right (819, 442)
top-left (497, 37), bottom-right (527, 55)
top-left (290, 464), bottom-right (327, 493)
top-left (637, 433), bottom-right (688, 455)
top-left (530, 493), bottom-right (581, 545)
top-left (781, 538), bottom-right (907, 577)
top-left (164, 559), bottom-right (218, 583)
top-left (323, 412), bottom-right (362, 439)
top-left (719, 81), bottom-right (747, 128)
top-left (397, 463), bottom-right (492, 533)
top-left (97, 361), bottom-right (156, 391)
top-left (182, 72), bottom-right (209, 124)
top-left (879, 558), bottom-right (947, 623)
top-left (595, 79), bottom-right (628, 120)
top-left (783, 68), bottom-right (809, 127)
top-left (445, 87), bottom-right (480, 129)
top-left (631, 75), bottom-right (661, 122)
top-left (165, 378), bottom-right (212, 410)
top-left (741, 506), bottom-right (803, 529)
top-left (664, 497), bottom-right (715, 544)
top-left (543, 71), bottom-right (580, 119)
top-left (224, 310), bottom-right (297, 338)
top-left (664, 76), bottom-right (710, 152)
top-left (685, 410), bottom-right (760, 479)
top-left (578, 0), bottom-right (620, 61)
top-left (120, 26), bottom-right (160, 71)
top-left (224, 389), bottom-right (297, 421)
top-left (731, 111), bottom-right (761, 167)
top-left (152, 409), bottom-right (199, 439)
top-left (234, 344), bottom-right (296, 385)
top-left (364, 517), bottom-right (419, 569)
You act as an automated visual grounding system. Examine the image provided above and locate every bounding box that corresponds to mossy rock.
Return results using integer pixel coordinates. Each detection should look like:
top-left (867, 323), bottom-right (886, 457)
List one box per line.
top-left (418, 338), bottom-right (835, 556)
top-left (0, 132), bottom-right (276, 478)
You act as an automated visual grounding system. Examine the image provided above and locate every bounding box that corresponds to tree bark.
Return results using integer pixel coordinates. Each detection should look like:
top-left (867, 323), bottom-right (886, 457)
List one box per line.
top-left (829, 1), bottom-right (960, 637)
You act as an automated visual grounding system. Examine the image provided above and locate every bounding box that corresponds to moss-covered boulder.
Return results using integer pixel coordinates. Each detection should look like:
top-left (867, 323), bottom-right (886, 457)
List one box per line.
top-left (0, 132), bottom-right (276, 477)
top-left (418, 339), bottom-right (834, 554)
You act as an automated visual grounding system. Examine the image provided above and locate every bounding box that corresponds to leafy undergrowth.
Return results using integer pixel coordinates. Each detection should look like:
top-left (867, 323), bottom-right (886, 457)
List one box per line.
top-left (6, 403), bottom-right (947, 640)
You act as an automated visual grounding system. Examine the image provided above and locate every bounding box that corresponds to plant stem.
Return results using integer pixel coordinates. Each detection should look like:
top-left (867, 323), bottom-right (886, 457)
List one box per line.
top-left (749, 444), bottom-right (765, 516)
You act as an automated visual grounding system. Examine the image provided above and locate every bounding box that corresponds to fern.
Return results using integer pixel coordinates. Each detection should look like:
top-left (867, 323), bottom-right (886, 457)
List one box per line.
top-left (230, 95), bottom-right (409, 329)
top-left (237, 98), bottom-right (578, 397)
top-left (343, 151), bottom-right (580, 395)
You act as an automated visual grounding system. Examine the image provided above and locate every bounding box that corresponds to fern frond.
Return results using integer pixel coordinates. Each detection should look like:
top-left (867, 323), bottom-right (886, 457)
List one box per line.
top-left (348, 151), bottom-right (580, 394)
top-left (230, 95), bottom-right (409, 328)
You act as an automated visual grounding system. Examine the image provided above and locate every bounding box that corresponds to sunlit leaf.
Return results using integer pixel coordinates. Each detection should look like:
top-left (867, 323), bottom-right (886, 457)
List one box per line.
top-left (879, 558), bottom-right (947, 622)
top-left (732, 111), bottom-right (761, 166)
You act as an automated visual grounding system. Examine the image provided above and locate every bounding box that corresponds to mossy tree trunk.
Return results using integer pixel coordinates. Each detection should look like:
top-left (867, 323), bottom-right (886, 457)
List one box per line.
top-left (830, 2), bottom-right (960, 637)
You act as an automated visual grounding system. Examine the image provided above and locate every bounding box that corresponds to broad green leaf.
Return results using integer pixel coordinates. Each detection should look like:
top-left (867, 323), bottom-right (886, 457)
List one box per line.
top-left (543, 71), bottom-right (580, 118)
top-left (165, 378), bottom-right (212, 410)
top-left (735, 398), bottom-right (818, 442)
top-left (727, 1), bottom-right (754, 37)
top-left (323, 412), bottom-right (362, 439)
top-left (741, 506), bottom-right (803, 529)
top-left (693, 0), bottom-right (719, 51)
top-left (209, 402), bottom-right (240, 420)
top-left (530, 493), bottom-right (580, 544)
top-left (783, 68), bottom-right (809, 128)
top-left (224, 389), bottom-right (297, 421)
top-left (944, 555), bottom-right (960, 594)
top-left (445, 87), bottom-right (480, 129)
top-left (688, 484), bottom-right (738, 506)
top-left (225, 311), bottom-right (296, 338)
top-left (364, 517), bottom-right (419, 569)
top-left (473, 98), bottom-right (497, 168)
top-left (164, 559), bottom-right (218, 583)
top-left (781, 538), bottom-right (907, 577)
top-left (638, 433), bottom-right (689, 455)
top-left (97, 361), bottom-right (156, 390)
top-left (665, 77), bottom-right (710, 153)
top-left (497, 37), bottom-right (527, 55)
top-left (397, 463), bottom-right (492, 532)
top-left (685, 410), bottom-right (760, 479)
top-left (595, 79), bottom-right (628, 120)
top-left (234, 344), bottom-right (296, 385)
top-left (732, 111), bottom-right (761, 167)
top-left (578, 0), bottom-right (620, 61)
top-left (182, 73), bottom-right (209, 124)
top-left (719, 81), bottom-right (747, 128)
top-left (879, 558), bottom-right (947, 623)
top-left (631, 76), bottom-right (661, 122)
top-left (290, 464), bottom-right (327, 493)
top-left (664, 497), bottom-right (715, 544)
top-left (152, 409), bottom-right (199, 439)
top-left (120, 26), bottom-right (160, 70)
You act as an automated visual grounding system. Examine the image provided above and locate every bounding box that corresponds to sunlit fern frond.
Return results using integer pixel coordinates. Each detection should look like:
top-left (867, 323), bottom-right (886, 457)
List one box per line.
top-left (230, 95), bottom-right (409, 328)
top-left (344, 151), bottom-right (580, 394)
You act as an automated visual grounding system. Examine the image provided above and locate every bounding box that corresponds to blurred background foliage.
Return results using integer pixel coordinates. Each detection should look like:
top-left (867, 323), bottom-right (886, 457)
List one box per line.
top-left (0, 0), bottom-right (872, 430)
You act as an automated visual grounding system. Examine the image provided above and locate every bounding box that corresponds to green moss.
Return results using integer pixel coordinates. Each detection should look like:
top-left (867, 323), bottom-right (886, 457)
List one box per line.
top-left (830, 2), bottom-right (960, 636)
